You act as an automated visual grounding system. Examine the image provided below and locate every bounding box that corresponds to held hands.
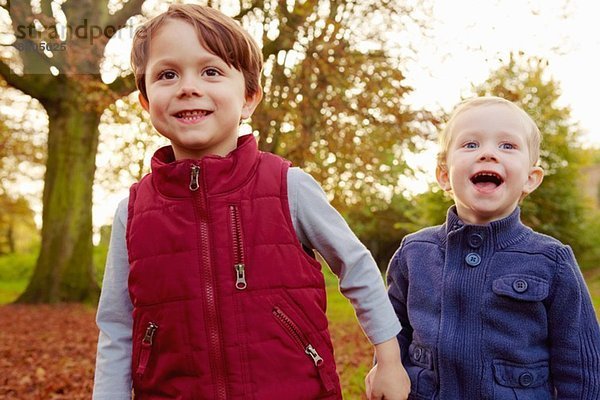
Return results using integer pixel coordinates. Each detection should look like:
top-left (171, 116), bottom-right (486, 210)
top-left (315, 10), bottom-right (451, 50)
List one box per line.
top-left (365, 338), bottom-right (410, 400)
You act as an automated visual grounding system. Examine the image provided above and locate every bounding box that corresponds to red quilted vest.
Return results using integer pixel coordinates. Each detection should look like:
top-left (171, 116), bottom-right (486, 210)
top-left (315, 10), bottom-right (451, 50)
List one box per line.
top-left (127, 135), bottom-right (341, 399)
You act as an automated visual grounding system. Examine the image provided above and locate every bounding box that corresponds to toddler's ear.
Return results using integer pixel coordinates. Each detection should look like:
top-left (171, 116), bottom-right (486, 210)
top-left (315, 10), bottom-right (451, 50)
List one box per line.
top-left (436, 165), bottom-right (452, 192)
top-left (138, 92), bottom-right (149, 111)
top-left (241, 91), bottom-right (263, 120)
top-left (522, 166), bottom-right (544, 197)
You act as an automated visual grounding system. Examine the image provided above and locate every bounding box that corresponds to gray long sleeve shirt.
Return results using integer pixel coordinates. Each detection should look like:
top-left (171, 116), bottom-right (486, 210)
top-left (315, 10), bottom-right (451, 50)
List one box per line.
top-left (93, 167), bottom-right (400, 400)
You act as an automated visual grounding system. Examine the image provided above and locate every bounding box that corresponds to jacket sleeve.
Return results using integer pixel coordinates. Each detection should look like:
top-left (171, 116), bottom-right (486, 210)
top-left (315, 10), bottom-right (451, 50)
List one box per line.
top-left (547, 245), bottom-right (600, 399)
top-left (92, 198), bottom-right (134, 400)
top-left (386, 243), bottom-right (412, 353)
top-left (287, 168), bottom-right (401, 345)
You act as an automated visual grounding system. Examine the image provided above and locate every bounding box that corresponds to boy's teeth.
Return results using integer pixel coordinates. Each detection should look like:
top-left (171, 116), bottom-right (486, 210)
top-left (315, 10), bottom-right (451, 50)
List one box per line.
top-left (471, 172), bottom-right (503, 187)
top-left (177, 110), bottom-right (206, 118)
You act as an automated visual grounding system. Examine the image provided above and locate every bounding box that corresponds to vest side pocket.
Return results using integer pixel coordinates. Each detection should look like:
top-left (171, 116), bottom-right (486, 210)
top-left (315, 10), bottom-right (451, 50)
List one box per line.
top-left (272, 306), bottom-right (336, 394)
top-left (135, 321), bottom-right (158, 378)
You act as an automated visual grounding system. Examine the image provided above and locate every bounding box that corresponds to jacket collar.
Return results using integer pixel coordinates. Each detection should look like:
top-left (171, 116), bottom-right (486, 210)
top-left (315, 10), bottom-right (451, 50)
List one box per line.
top-left (150, 134), bottom-right (261, 198)
top-left (441, 206), bottom-right (531, 250)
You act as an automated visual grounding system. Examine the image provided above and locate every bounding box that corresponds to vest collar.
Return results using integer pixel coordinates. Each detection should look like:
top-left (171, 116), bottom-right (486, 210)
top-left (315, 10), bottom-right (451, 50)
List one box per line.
top-left (150, 134), bottom-right (261, 198)
top-left (442, 206), bottom-right (530, 250)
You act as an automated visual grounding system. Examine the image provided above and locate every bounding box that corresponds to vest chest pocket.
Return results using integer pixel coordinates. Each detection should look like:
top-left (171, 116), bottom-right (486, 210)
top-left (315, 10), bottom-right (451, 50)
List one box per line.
top-left (229, 204), bottom-right (247, 290)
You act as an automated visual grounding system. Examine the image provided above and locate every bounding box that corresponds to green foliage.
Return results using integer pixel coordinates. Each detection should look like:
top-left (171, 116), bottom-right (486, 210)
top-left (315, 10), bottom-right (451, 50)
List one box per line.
top-left (346, 193), bottom-right (415, 272)
top-left (0, 250), bottom-right (37, 304)
top-left (0, 242), bottom-right (109, 304)
top-left (250, 1), bottom-right (434, 211)
top-left (0, 251), bottom-right (37, 282)
top-left (406, 185), bottom-right (454, 230)
top-left (93, 226), bottom-right (111, 285)
top-left (0, 195), bottom-right (39, 254)
top-left (472, 53), bottom-right (600, 268)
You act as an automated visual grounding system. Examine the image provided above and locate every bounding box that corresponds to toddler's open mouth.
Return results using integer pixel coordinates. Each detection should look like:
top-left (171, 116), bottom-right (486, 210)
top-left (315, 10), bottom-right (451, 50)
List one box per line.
top-left (470, 171), bottom-right (504, 190)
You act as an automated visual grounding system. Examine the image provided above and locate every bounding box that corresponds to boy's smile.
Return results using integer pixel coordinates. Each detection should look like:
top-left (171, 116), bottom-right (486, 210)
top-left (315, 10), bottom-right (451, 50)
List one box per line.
top-left (173, 109), bottom-right (213, 123)
top-left (436, 103), bottom-right (543, 225)
top-left (140, 19), bottom-right (261, 160)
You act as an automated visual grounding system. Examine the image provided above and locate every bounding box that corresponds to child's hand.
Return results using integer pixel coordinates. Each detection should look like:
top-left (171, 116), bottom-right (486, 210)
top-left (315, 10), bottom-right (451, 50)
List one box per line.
top-left (365, 362), bottom-right (410, 400)
top-left (365, 338), bottom-right (410, 400)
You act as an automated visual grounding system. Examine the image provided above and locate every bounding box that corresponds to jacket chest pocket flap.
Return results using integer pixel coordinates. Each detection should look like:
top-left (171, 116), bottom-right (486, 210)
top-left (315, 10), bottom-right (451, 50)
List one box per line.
top-left (492, 274), bottom-right (549, 302)
top-left (493, 359), bottom-right (549, 388)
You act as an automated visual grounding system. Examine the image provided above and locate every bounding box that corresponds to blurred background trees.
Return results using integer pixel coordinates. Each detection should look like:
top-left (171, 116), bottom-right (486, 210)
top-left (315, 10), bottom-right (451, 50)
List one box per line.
top-left (472, 53), bottom-right (600, 269)
top-left (0, 1), bottom-right (599, 303)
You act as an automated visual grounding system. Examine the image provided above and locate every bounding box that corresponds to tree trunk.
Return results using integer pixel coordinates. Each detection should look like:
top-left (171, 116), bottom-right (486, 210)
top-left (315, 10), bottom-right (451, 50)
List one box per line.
top-left (7, 222), bottom-right (15, 254)
top-left (17, 96), bottom-right (101, 303)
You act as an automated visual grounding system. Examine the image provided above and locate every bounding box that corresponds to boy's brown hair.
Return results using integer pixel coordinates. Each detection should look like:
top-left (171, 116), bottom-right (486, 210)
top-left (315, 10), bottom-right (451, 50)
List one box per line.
top-left (131, 4), bottom-right (263, 103)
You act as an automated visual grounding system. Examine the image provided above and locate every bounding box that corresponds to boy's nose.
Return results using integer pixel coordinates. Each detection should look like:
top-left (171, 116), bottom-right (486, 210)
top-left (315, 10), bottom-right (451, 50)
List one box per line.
top-left (177, 79), bottom-right (202, 98)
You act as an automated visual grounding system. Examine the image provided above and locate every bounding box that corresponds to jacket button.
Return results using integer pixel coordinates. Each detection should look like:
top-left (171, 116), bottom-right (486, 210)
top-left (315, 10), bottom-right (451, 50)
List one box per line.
top-left (468, 233), bottom-right (483, 248)
top-left (519, 371), bottom-right (534, 387)
top-left (512, 279), bottom-right (528, 293)
top-left (413, 347), bottom-right (422, 360)
top-left (465, 253), bottom-right (481, 267)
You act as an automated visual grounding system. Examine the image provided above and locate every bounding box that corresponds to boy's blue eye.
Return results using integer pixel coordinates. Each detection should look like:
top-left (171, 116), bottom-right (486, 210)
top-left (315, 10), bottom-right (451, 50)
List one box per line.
top-left (464, 142), bottom-right (478, 149)
top-left (500, 143), bottom-right (515, 150)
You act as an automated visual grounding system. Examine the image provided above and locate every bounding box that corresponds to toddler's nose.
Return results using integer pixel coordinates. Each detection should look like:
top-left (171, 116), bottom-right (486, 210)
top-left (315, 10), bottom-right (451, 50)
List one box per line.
top-left (478, 147), bottom-right (498, 162)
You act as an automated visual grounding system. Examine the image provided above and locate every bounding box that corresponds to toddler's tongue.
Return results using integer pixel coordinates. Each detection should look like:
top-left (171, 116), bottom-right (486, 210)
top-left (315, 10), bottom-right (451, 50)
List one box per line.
top-left (475, 181), bottom-right (498, 191)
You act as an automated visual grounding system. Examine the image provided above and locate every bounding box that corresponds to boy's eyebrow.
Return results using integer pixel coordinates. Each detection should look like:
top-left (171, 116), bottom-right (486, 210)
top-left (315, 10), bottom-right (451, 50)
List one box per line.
top-left (148, 53), bottom-right (228, 69)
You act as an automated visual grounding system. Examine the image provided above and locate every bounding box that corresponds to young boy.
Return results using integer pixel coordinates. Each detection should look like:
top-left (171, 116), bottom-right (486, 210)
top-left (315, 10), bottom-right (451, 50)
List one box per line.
top-left (384, 96), bottom-right (600, 398)
top-left (92, 4), bottom-right (409, 400)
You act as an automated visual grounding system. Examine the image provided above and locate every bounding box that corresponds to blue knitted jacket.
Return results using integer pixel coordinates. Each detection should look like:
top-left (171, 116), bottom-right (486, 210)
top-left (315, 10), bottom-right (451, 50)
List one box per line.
top-left (387, 207), bottom-right (600, 399)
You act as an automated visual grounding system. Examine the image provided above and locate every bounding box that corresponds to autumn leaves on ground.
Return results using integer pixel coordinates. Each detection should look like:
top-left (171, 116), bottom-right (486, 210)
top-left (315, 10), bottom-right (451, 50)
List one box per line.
top-left (0, 283), bottom-right (373, 399)
top-left (2, 270), bottom-right (600, 399)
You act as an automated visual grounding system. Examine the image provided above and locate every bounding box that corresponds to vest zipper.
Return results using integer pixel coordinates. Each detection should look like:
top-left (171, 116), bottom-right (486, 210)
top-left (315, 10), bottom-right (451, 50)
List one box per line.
top-left (229, 205), bottom-right (247, 290)
top-left (190, 164), bottom-right (227, 399)
top-left (189, 165), bottom-right (200, 191)
top-left (136, 322), bottom-right (158, 377)
top-left (272, 306), bottom-right (335, 393)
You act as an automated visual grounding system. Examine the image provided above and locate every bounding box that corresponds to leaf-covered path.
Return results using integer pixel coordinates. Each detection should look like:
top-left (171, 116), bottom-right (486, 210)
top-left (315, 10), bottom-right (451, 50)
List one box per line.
top-left (0, 304), bottom-right (372, 399)
top-left (0, 305), bottom-right (98, 399)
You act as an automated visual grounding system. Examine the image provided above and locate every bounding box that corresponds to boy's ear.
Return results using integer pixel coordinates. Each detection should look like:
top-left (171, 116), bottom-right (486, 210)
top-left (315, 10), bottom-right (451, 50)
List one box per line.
top-left (241, 90), bottom-right (263, 120)
top-left (436, 164), bottom-right (452, 192)
top-left (138, 92), bottom-right (149, 111)
top-left (522, 166), bottom-right (544, 197)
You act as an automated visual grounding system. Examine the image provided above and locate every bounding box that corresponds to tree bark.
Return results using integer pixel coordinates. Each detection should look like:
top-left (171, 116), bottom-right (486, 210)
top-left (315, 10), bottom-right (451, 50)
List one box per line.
top-left (17, 95), bottom-right (101, 303)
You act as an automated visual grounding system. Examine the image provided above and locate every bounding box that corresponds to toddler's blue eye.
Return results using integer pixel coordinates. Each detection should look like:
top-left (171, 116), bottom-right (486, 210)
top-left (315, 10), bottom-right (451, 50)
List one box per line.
top-left (464, 142), bottom-right (478, 149)
top-left (500, 143), bottom-right (515, 150)
top-left (203, 68), bottom-right (221, 77)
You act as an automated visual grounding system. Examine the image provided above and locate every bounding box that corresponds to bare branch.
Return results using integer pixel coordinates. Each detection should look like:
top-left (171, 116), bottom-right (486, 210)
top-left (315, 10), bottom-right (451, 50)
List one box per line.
top-left (0, 58), bottom-right (55, 100)
top-left (106, 0), bottom-right (145, 39)
top-left (107, 73), bottom-right (136, 97)
top-left (235, 1), bottom-right (263, 21)
top-left (40, 0), bottom-right (53, 17)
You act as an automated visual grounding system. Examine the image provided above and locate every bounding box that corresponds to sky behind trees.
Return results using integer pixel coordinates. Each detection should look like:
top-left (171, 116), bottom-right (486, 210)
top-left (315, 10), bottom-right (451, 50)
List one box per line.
top-left (404, 0), bottom-right (600, 148)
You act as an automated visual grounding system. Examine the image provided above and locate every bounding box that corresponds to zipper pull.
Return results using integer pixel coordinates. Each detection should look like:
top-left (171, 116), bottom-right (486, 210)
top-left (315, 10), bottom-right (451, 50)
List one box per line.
top-left (137, 322), bottom-right (158, 377)
top-left (305, 344), bottom-right (324, 366)
top-left (189, 165), bottom-right (200, 191)
top-left (235, 263), bottom-right (247, 290)
top-left (142, 322), bottom-right (158, 345)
